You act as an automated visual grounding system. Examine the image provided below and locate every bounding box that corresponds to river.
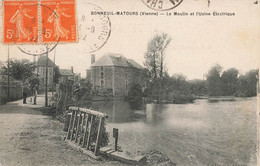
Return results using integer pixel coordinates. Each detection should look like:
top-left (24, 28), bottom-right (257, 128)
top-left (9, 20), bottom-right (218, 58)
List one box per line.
top-left (90, 97), bottom-right (257, 165)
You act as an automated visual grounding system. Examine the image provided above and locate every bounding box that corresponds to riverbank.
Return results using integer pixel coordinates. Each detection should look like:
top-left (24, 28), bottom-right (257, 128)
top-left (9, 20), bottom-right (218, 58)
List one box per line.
top-left (144, 95), bottom-right (196, 104)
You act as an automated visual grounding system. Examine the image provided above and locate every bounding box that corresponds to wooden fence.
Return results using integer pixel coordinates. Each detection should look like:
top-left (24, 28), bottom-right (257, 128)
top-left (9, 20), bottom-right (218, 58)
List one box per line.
top-left (66, 106), bottom-right (108, 159)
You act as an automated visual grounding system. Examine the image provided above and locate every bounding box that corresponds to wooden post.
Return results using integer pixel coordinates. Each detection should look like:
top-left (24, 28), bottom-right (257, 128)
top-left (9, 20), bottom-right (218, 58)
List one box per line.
top-left (75, 112), bottom-right (82, 143)
top-left (82, 114), bottom-right (89, 147)
top-left (113, 128), bottom-right (119, 151)
top-left (66, 110), bottom-right (75, 139)
top-left (94, 117), bottom-right (104, 155)
top-left (79, 113), bottom-right (86, 145)
top-left (86, 115), bottom-right (95, 150)
top-left (70, 110), bottom-right (78, 141)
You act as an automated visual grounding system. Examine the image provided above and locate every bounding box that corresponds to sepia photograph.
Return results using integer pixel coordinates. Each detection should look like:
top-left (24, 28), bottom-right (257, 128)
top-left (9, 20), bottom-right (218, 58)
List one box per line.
top-left (0, 0), bottom-right (259, 165)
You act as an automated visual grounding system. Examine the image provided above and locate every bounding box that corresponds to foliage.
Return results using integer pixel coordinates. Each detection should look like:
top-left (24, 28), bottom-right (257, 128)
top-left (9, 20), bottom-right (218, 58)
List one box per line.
top-left (221, 68), bottom-right (239, 96)
top-left (144, 61), bottom-right (258, 103)
top-left (0, 59), bottom-right (37, 84)
top-left (206, 64), bottom-right (258, 97)
top-left (53, 66), bottom-right (61, 84)
top-left (144, 73), bottom-right (196, 103)
top-left (73, 79), bottom-right (93, 107)
top-left (206, 64), bottom-right (223, 96)
top-left (128, 84), bottom-right (143, 109)
top-left (144, 33), bottom-right (171, 79)
top-left (27, 75), bottom-right (40, 92)
top-left (189, 79), bottom-right (208, 96)
top-left (92, 84), bottom-right (113, 97)
top-left (237, 69), bottom-right (258, 97)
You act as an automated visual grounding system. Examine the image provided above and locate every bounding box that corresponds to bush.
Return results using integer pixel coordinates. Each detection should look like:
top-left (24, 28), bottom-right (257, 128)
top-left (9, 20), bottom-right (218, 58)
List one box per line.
top-left (128, 84), bottom-right (143, 109)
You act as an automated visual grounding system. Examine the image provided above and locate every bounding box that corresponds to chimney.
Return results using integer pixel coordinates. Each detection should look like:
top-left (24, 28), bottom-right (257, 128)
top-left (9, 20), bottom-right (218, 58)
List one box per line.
top-left (91, 54), bottom-right (95, 64)
top-left (71, 66), bottom-right (74, 73)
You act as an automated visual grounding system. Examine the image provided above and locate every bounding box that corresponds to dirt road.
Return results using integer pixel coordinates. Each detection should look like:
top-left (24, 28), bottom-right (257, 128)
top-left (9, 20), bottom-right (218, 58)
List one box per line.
top-left (0, 96), bottom-right (122, 166)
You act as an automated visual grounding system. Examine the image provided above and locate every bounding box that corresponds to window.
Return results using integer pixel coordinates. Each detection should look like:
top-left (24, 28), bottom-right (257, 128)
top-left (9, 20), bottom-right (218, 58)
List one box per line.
top-left (100, 66), bottom-right (104, 86)
top-left (125, 81), bottom-right (128, 91)
top-left (49, 68), bottom-right (53, 75)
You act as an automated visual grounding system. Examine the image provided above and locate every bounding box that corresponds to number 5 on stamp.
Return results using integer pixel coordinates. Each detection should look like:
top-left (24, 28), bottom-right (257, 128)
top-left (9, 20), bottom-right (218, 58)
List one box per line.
top-left (41, 0), bottom-right (77, 43)
top-left (3, 1), bottom-right (38, 44)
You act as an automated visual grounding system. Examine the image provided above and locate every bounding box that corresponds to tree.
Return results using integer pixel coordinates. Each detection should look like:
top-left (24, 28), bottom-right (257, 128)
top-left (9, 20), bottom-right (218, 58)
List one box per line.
top-left (237, 69), bottom-right (258, 97)
top-left (27, 75), bottom-right (40, 93)
top-left (128, 84), bottom-right (143, 109)
top-left (144, 33), bottom-right (171, 79)
top-left (144, 33), bottom-right (171, 101)
top-left (221, 68), bottom-right (239, 96)
top-left (189, 79), bottom-right (208, 96)
top-left (206, 64), bottom-right (223, 96)
top-left (0, 59), bottom-right (37, 85)
top-left (53, 66), bottom-right (61, 84)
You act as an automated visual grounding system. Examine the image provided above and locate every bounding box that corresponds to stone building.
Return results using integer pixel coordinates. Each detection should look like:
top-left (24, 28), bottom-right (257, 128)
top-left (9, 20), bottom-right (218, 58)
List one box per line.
top-left (86, 53), bottom-right (144, 97)
top-left (37, 55), bottom-right (56, 89)
top-left (59, 67), bottom-right (75, 83)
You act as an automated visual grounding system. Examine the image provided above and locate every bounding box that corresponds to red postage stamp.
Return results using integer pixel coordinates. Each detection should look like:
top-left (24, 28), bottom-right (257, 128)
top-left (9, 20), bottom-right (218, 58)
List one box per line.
top-left (3, 0), bottom-right (76, 44)
top-left (3, 1), bottom-right (39, 44)
top-left (41, 0), bottom-right (77, 43)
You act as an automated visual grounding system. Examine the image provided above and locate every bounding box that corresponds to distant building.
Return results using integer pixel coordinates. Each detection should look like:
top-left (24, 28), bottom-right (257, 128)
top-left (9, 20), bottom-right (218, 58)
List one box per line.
top-left (74, 73), bottom-right (81, 85)
top-left (59, 67), bottom-right (75, 83)
top-left (37, 55), bottom-right (56, 89)
top-left (87, 53), bottom-right (144, 96)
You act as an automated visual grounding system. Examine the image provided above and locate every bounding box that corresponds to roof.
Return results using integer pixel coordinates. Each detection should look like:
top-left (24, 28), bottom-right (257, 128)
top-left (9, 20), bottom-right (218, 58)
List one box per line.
top-left (91, 53), bottom-right (144, 69)
top-left (59, 69), bottom-right (74, 76)
top-left (38, 56), bottom-right (56, 67)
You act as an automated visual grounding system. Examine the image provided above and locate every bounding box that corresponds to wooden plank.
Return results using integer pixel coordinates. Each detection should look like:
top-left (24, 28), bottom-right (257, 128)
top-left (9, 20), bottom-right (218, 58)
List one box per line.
top-left (106, 149), bottom-right (116, 155)
top-left (86, 115), bottom-right (95, 150)
top-left (81, 114), bottom-right (89, 148)
top-left (108, 151), bottom-right (147, 165)
top-left (99, 147), bottom-right (112, 154)
top-left (94, 117), bottom-right (104, 156)
top-left (69, 106), bottom-right (108, 118)
top-left (75, 111), bottom-right (82, 143)
top-left (66, 110), bottom-right (75, 139)
top-left (70, 110), bottom-right (78, 141)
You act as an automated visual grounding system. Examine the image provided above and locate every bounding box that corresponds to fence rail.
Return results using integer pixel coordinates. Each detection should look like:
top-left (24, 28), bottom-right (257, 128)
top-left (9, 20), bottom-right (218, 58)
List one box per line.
top-left (66, 106), bottom-right (108, 159)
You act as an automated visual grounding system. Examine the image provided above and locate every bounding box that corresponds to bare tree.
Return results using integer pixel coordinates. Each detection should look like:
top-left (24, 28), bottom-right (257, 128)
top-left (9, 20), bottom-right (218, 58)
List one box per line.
top-left (144, 33), bottom-right (171, 79)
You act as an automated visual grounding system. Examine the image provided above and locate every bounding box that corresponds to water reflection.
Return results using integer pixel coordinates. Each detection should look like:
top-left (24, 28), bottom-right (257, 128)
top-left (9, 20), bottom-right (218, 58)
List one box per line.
top-left (91, 100), bottom-right (167, 124)
top-left (91, 100), bottom-right (146, 123)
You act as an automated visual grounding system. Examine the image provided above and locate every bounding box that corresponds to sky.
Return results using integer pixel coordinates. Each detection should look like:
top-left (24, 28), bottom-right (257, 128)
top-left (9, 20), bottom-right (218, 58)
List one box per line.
top-left (0, 0), bottom-right (259, 80)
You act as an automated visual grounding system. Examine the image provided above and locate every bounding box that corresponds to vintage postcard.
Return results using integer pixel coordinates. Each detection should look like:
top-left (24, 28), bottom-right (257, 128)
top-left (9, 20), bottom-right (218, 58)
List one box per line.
top-left (0, 0), bottom-right (259, 165)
